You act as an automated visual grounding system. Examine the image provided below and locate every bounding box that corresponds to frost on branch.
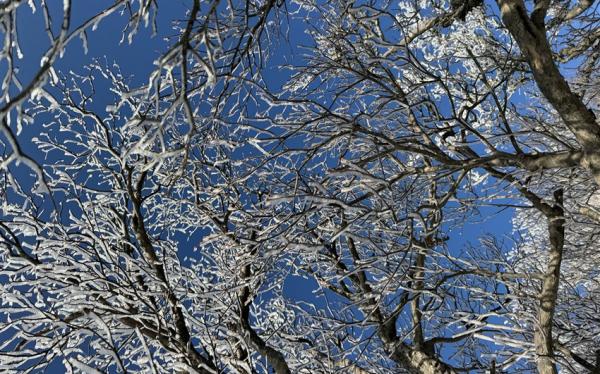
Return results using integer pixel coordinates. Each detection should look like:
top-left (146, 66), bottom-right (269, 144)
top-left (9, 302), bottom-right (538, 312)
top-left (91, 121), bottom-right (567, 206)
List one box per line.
top-left (1, 0), bottom-right (600, 373)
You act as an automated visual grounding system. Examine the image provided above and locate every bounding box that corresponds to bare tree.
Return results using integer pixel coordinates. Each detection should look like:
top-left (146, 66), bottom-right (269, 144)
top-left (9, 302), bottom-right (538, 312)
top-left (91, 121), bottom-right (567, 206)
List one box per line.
top-left (0, 0), bottom-right (598, 373)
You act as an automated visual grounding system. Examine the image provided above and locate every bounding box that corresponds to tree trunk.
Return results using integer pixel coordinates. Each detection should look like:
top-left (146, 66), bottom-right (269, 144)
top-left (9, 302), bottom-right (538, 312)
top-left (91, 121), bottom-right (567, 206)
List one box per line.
top-left (534, 190), bottom-right (565, 374)
top-left (497, 0), bottom-right (600, 186)
top-left (390, 343), bottom-right (457, 374)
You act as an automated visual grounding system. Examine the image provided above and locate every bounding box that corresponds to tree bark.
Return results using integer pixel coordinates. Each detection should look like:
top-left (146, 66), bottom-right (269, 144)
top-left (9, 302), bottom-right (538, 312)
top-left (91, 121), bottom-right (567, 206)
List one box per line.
top-left (497, 0), bottom-right (600, 186)
top-left (534, 189), bottom-right (565, 374)
top-left (390, 343), bottom-right (457, 374)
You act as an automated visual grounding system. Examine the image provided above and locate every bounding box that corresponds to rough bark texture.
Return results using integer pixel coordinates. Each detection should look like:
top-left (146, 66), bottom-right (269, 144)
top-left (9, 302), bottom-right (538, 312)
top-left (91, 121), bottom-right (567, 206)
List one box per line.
top-left (390, 344), bottom-right (457, 374)
top-left (533, 189), bottom-right (565, 374)
top-left (497, 0), bottom-right (600, 186)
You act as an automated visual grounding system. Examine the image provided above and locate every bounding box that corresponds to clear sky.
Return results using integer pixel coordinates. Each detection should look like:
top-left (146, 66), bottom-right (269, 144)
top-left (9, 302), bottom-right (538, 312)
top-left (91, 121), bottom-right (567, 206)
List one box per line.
top-left (7, 1), bottom-right (517, 371)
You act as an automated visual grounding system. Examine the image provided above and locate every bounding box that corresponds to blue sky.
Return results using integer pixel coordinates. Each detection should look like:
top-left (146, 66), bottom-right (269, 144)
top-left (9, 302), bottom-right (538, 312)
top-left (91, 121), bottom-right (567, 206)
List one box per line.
top-left (4, 1), bottom-right (520, 372)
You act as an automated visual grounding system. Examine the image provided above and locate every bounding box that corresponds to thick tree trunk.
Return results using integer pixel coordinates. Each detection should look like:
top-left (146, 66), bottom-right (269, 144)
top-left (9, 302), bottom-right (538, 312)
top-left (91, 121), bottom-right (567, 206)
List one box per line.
top-left (497, 0), bottom-right (600, 186)
top-left (533, 190), bottom-right (565, 374)
top-left (390, 343), bottom-right (457, 374)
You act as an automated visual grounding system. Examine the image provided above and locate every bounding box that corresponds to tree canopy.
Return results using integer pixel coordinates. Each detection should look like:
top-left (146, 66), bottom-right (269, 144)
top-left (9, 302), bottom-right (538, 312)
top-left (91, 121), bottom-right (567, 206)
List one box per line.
top-left (0, 0), bottom-right (599, 373)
